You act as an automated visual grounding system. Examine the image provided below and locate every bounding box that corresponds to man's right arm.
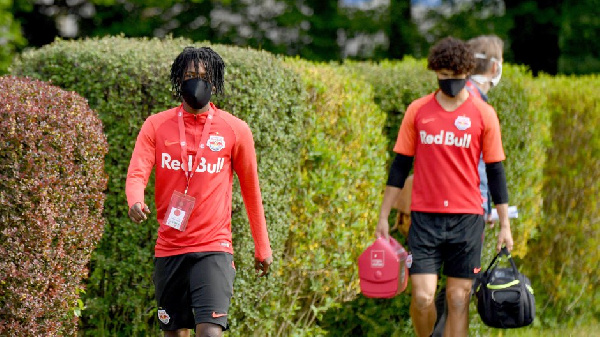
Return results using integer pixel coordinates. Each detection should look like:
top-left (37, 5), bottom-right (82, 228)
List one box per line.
top-left (376, 154), bottom-right (414, 238)
top-left (126, 120), bottom-right (156, 222)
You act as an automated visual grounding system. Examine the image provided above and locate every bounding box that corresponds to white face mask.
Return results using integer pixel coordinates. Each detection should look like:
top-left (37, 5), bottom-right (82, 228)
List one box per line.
top-left (490, 59), bottom-right (502, 87)
top-left (472, 54), bottom-right (502, 87)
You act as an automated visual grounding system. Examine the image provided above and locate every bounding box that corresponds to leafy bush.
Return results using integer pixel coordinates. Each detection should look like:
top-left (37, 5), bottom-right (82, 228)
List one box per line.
top-left (11, 36), bottom-right (307, 335)
top-left (274, 59), bottom-right (388, 336)
top-left (345, 58), bottom-right (435, 161)
top-left (0, 76), bottom-right (108, 335)
top-left (523, 74), bottom-right (599, 326)
top-left (485, 65), bottom-right (550, 258)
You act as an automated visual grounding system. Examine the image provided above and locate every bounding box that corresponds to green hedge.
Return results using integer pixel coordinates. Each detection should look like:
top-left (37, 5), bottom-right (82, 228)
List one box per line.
top-left (523, 74), bottom-right (599, 326)
top-left (11, 36), bottom-right (307, 336)
top-left (345, 58), bottom-right (435, 162)
top-left (0, 76), bottom-right (107, 335)
top-left (269, 59), bottom-right (388, 335)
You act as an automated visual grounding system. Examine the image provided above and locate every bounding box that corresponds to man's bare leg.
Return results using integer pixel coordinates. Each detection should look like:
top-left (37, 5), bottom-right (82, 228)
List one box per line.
top-left (164, 329), bottom-right (191, 337)
top-left (444, 277), bottom-right (473, 337)
top-left (410, 274), bottom-right (438, 337)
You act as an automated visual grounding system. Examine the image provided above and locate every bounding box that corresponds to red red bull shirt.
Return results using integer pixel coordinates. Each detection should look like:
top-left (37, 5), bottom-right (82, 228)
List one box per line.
top-left (126, 103), bottom-right (272, 259)
top-left (394, 92), bottom-right (505, 214)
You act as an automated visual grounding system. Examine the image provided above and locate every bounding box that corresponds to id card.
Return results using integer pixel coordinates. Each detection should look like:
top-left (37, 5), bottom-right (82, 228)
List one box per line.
top-left (163, 191), bottom-right (195, 231)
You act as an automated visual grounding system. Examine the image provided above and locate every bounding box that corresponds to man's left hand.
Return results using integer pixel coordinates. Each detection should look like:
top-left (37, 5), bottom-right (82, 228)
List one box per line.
top-left (497, 223), bottom-right (514, 252)
top-left (255, 256), bottom-right (273, 277)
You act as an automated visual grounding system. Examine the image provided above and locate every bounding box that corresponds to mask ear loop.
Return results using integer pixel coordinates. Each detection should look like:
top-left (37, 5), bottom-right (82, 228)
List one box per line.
top-left (489, 57), bottom-right (503, 87)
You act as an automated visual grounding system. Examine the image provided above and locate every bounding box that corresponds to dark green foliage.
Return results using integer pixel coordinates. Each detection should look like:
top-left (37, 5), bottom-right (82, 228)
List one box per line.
top-left (321, 293), bottom-right (413, 337)
top-left (0, 76), bottom-right (108, 335)
top-left (0, 2), bottom-right (26, 74)
top-left (11, 36), bottom-right (307, 336)
top-left (559, 0), bottom-right (600, 74)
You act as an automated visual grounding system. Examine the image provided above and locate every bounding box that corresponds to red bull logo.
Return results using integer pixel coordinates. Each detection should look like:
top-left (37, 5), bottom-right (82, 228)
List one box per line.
top-left (161, 153), bottom-right (225, 173)
top-left (419, 130), bottom-right (472, 148)
top-left (207, 135), bottom-right (225, 152)
top-left (454, 115), bottom-right (471, 131)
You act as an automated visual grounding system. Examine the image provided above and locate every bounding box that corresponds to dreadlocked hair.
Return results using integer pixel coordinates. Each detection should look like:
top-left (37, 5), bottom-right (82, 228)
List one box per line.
top-left (170, 46), bottom-right (225, 98)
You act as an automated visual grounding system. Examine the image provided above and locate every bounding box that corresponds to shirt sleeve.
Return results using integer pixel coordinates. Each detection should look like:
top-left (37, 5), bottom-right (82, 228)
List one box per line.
top-left (393, 103), bottom-right (418, 156)
top-left (125, 119), bottom-right (156, 208)
top-left (480, 105), bottom-right (506, 163)
top-left (232, 122), bottom-right (272, 260)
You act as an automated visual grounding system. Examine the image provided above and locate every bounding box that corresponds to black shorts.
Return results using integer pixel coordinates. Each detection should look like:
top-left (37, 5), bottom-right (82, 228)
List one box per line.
top-left (153, 252), bottom-right (236, 331)
top-left (408, 212), bottom-right (484, 279)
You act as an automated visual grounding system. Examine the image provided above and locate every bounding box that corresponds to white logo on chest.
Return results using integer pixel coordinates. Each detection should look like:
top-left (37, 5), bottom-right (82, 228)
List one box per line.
top-left (161, 153), bottom-right (225, 173)
top-left (419, 130), bottom-right (472, 148)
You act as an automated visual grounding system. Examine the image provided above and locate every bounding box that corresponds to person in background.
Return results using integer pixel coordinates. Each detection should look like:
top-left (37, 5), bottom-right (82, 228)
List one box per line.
top-left (376, 36), bottom-right (513, 337)
top-left (126, 46), bottom-right (273, 337)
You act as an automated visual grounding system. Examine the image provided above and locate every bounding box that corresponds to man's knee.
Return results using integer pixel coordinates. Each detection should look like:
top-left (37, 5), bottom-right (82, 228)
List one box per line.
top-left (446, 287), bottom-right (470, 310)
top-left (196, 323), bottom-right (223, 337)
top-left (412, 290), bottom-right (435, 310)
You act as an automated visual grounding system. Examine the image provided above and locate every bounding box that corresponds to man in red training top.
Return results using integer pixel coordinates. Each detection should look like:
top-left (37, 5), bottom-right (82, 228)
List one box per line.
top-left (376, 37), bottom-right (513, 337)
top-left (126, 46), bottom-right (273, 337)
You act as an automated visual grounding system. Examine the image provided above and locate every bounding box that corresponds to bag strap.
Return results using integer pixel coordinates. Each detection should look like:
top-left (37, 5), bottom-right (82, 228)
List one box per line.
top-left (484, 247), bottom-right (520, 275)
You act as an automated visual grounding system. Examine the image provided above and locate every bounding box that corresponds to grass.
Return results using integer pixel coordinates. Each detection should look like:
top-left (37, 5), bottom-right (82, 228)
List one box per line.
top-left (476, 322), bottom-right (600, 337)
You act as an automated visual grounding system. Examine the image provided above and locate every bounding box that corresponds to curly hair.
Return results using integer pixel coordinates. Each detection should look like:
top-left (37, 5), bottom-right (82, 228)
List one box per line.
top-left (170, 46), bottom-right (225, 98)
top-left (427, 37), bottom-right (475, 75)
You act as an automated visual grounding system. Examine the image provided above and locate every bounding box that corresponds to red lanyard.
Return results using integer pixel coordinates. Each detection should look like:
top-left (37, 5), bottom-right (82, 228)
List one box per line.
top-left (177, 105), bottom-right (214, 194)
top-left (465, 80), bottom-right (482, 100)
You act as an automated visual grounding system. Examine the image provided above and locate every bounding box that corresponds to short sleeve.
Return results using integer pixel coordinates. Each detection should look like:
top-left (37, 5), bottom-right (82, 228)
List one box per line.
top-left (393, 103), bottom-right (419, 156)
top-left (480, 105), bottom-right (506, 163)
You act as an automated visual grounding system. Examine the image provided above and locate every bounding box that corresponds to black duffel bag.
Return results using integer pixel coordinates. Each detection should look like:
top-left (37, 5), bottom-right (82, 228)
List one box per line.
top-left (474, 247), bottom-right (535, 328)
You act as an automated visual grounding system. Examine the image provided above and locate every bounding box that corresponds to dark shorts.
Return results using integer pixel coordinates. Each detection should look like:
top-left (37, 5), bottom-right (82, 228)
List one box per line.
top-left (153, 252), bottom-right (236, 331)
top-left (408, 212), bottom-right (484, 279)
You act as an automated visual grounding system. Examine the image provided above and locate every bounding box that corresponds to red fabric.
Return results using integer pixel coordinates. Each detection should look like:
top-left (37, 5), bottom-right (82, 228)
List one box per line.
top-left (126, 103), bottom-right (272, 259)
top-left (394, 92), bottom-right (505, 214)
top-left (465, 80), bottom-right (483, 100)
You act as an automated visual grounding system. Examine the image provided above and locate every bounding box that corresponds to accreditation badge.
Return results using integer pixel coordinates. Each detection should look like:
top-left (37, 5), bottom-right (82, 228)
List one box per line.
top-left (163, 190), bottom-right (195, 231)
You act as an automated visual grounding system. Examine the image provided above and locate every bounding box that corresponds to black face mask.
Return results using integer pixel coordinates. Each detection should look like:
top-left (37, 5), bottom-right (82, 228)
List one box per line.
top-left (438, 78), bottom-right (466, 97)
top-left (181, 78), bottom-right (212, 109)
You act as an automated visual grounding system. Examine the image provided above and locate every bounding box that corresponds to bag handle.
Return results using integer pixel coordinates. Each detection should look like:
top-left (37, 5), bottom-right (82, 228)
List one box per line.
top-left (483, 247), bottom-right (519, 276)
